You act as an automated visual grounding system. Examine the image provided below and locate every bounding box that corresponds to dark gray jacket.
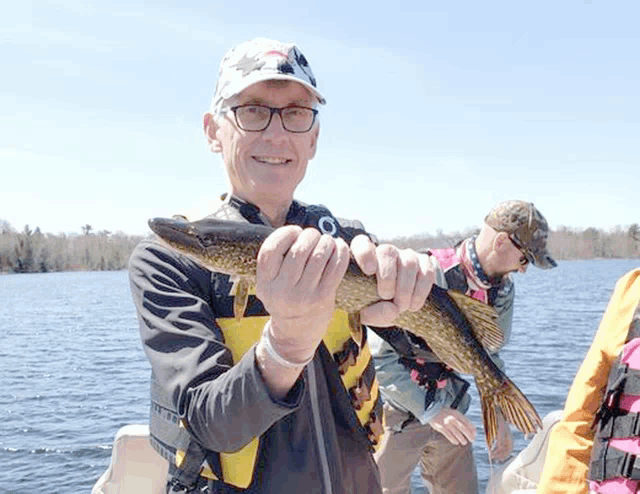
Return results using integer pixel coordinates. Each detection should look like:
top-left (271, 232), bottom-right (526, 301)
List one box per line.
top-left (129, 197), bottom-right (382, 493)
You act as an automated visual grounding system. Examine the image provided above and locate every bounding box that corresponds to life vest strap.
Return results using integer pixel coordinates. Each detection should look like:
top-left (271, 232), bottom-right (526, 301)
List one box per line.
top-left (349, 357), bottom-right (376, 411)
top-left (589, 438), bottom-right (640, 481)
top-left (365, 397), bottom-right (384, 446)
top-left (598, 411), bottom-right (640, 439)
top-left (149, 374), bottom-right (223, 485)
top-left (150, 401), bottom-right (185, 450)
top-left (594, 366), bottom-right (640, 433)
top-left (334, 336), bottom-right (362, 375)
top-left (607, 365), bottom-right (640, 397)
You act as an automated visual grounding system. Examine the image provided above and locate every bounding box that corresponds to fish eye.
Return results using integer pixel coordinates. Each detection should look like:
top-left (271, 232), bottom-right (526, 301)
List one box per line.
top-left (198, 234), bottom-right (214, 247)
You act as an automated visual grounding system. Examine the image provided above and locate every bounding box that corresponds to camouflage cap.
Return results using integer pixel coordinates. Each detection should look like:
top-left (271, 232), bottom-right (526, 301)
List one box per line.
top-left (211, 38), bottom-right (326, 114)
top-left (484, 200), bottom-right (557, 269)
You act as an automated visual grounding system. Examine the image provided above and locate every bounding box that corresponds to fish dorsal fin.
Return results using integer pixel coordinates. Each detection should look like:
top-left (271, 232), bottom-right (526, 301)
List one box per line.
top-left (447, 290), bottom-right (503, 352)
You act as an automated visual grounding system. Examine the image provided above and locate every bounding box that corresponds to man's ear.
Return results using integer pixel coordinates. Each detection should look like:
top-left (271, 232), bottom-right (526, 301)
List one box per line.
top-left (203, 112), bottom-right (222, 153)
top-left (308, 123), bottom-right (320, 159)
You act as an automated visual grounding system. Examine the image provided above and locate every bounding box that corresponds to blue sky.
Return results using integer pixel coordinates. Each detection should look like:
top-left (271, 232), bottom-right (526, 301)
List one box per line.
top-left (2, 0), bottom-right (638, 239)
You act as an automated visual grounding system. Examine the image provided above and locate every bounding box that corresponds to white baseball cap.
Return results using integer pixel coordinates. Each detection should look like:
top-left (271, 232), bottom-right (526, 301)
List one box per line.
top-left (211, 37), bottom-right (326, 113)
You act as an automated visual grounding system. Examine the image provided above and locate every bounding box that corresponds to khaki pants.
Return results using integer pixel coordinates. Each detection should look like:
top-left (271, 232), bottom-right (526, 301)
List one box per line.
top-left (374, 403), bottom-right (479, 494)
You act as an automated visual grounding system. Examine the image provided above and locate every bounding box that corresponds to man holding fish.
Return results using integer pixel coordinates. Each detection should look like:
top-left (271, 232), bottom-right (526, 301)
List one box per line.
top-left (129, 37), bottom-right (437, 493)
top-left (129, 37), bottom-right (543, 494)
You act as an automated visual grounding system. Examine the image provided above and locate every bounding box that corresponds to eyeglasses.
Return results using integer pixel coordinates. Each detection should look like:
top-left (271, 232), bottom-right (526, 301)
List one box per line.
top-left (229, 104), bottom-right (318, 133)
top-left (509, 236), bottom-right (532, 266)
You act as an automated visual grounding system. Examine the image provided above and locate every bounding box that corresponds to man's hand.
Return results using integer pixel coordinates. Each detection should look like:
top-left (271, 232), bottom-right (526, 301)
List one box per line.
top-left (428, 408), bottom-right (476, 445)
top-left (256, 225), bottom-right (350, 364)
top-left (350, 235), bottom-right (435, 327)
top-left (489, 410), bottom-right (514, 462)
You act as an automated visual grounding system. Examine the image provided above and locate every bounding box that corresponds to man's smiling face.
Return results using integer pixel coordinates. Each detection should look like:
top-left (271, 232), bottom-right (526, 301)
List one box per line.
top-left (206, 79), bottom-right (319, 209)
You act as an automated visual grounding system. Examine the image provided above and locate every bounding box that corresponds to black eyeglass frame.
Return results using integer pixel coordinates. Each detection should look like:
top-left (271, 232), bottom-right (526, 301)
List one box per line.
top-left (229, 104), bottom-right (319, 133)
top-left (508, 236), bottom-right (533, 266)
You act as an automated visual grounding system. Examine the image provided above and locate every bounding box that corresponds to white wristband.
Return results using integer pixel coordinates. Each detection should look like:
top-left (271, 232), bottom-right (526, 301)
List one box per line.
top-left (261, 321), bottom-right (314, 369)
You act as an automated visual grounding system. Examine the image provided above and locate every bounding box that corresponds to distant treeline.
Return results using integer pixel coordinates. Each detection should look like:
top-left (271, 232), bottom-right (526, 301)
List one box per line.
top-left (0, 222), bottom-right (146, 274)
top-left (1, 220), bottom-right (639, 274)
top-left (385, 224), bottom-right (640, 259)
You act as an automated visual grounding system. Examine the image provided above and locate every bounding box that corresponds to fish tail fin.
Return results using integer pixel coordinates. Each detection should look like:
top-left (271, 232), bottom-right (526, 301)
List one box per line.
top-left (477, 377), bottom-right (543, 448)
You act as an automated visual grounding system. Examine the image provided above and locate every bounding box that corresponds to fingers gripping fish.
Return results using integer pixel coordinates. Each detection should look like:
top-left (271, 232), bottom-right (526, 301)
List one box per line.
top-left (147, 217), bottom-right (543, 448)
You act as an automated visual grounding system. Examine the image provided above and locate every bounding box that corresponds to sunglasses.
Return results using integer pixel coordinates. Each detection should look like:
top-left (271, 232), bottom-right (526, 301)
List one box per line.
top-left (509, 236), bottom-right (532, 266)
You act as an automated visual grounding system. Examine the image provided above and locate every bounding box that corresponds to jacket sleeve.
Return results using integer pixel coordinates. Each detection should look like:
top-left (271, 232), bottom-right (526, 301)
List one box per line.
top-left (368, 330), bottom-right (434, 421)
top-left (128, 239), bottom-right (304, 453)
top-left (537, 268), bottom-right (640, 494)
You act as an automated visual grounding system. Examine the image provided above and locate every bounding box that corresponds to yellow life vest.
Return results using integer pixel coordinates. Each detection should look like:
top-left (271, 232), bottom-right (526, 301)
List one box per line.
top-left (150, 308), bottom-right (382, 489)
top-left (211, 309), bottom-right (380, 487)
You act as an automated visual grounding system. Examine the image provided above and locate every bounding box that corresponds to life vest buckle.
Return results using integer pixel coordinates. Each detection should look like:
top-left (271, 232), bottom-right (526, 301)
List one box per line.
top-left (619, 451), bottom-right (639, 479)
top-left (594, 379), bottom-right (626, 430)
top-left (167, 477), bottom-right (199, 493)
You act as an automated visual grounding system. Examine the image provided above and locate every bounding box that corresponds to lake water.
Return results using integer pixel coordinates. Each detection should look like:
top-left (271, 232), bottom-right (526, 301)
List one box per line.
top-left (1, 259), bottom-right (638, 493)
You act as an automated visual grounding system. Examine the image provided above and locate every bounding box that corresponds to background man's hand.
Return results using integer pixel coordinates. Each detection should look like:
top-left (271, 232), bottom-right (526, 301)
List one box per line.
top-left (350, 234), bottom-right (435, 327)
top-left (428, 407), bottom-right (476, 445)
top-left (489, 411), bottom-right (514, 462)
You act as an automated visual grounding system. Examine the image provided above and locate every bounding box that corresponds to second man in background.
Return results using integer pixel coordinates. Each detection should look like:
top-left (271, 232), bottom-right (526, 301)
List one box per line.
top-left (370, 200), bottom-right (556, 493)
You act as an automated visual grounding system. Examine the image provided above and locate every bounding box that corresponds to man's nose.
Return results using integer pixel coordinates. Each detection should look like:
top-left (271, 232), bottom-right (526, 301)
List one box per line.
top-left (261, 111), bottom-right (288, 141)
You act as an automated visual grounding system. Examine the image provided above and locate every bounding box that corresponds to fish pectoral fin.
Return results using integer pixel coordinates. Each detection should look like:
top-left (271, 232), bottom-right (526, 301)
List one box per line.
top-left (447, 290), bottom-right (504, 353)
top-left (347, 312), bottom-right (364, 346)
top-left (232, 278), bottom-right (251, 322)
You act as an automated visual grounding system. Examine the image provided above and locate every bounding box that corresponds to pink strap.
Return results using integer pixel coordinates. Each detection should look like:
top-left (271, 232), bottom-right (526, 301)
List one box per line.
top-left (429, 247), bottom-right (458, 271)
top-left (619, 395), bottom-right (640, 413)
top-left (469, 289), bottom-right (488, 303)
top-left (620, 338), bottom-right (640, 369)
top-left (589, 477), bottom-right (640, 493)
top-left (612, 337), bottom-right (640, 415)
top-left (609, 437), bottom-right (640, 454)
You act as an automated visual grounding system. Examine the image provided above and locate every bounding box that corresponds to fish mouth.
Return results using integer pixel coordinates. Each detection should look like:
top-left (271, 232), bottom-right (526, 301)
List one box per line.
top-left (148, 217), bottom-right (275, 250)
top-left (148, 217), bottom-right (203, 251)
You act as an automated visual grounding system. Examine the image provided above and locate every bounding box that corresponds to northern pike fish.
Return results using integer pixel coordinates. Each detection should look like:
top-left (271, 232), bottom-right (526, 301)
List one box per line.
top-left (148, 216), bottom-right (542, 447)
